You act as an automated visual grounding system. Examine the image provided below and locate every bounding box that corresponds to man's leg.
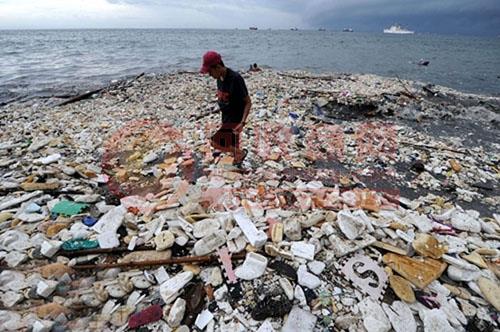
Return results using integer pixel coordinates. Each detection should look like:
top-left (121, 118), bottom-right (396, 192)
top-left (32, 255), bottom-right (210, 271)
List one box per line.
top-left (231, 125), bottom-right (247, 165)
top-left (211, 123), bottom-right (246, 164)
top-left (211, 125), bottom-right (236, 154)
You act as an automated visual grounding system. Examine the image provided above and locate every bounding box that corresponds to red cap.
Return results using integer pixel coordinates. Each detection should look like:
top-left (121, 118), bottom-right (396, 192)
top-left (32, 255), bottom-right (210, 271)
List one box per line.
top-left (200, 51), bottom-right (222, 74)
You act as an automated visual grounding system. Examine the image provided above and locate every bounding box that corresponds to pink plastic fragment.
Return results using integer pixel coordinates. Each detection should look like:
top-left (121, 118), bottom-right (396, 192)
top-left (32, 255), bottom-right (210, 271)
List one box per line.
top-left (217, 246), bottom-right (237, 284)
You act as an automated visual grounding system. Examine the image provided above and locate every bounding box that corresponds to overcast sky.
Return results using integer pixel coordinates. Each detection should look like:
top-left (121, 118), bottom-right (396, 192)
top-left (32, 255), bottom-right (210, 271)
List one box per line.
top-left (0, 0), bottom-right (499, 35)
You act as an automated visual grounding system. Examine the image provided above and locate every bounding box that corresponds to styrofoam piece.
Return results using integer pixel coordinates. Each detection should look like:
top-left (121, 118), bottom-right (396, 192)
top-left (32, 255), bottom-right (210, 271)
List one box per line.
top-left (97, 231), bottom-right (120, 249)
top-left (154, 231), bottom-right (175, 250)
top-left (154, 266), bottom-right (170, 284)
top-left (403, 212), bottom-right (432, 233)
top-left (195, 309), bottom-right (214, 330)
top-left (0, 230), bottom-right (31, 251)
top-left (41, 240), bottom-right (62, 258)
top-left (282, 306), bottom-right (317, 332)
top-left (33, 320), bottom-right (54, 332)
top-left (34, 153), bottom-right (61, 165)
top-left (297, 265), bottom-right (321, 289)
top-left (294, 285), bottom-right (306, 305)
top-left (0, 270), bottom-right (26, 291)
top-left (291, 241), bottom-right (315, 260)
top-left (234, 252), bottom-right (268, 280)
top-left (279, 278), bottom-right (294, 300)
top-left (92, 205), bottom-right (126, 234)
top-left (450, 210), bottom-right (481, 233)
top-left (101, 300), bottom-right (117, 315)
top-left (256, 320), bottom-right (275, 332)
top-left (168, 298), bottom-right (186, 328)
top-left (193, 218), bottom-right (221, 238)
top-left (36, 279), bottom-right (58, 298)
top-left (2, 291), bottom-right (23, 307)
top-left (307, 261), bottom-right (326, 275)
top-left (232, 209), bottom-right (267, 248)
top-left (159, 271), bottom-right (193, 304)
top-left (127, 236), bottom-right (138, 251)
top-left (359, 298), bottom-right (391, 332)
top-left (194, 230), bottom-right (227, 256)
top-left (382, 301), bottom-right (416, 332)
top-left (419, 309), bottom-right (454, 332)
top-left (337, 209), bottom-right (366, 240)
top-left (0, 190), bottom-right (43, 211)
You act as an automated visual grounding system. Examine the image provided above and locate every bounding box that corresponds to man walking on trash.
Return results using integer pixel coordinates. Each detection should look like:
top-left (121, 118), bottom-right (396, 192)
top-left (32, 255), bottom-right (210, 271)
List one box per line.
top-left (200, 51), bottom-right (251, 166)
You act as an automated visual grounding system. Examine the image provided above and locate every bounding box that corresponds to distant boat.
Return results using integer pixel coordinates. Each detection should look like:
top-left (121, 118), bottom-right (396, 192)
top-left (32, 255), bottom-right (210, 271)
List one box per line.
top-left (383, 24), bottom-right (414, 34)
top-left (290, 27), bottom-right (298, 31)
top-left (342, 28), bottom-right (354, 32)
top-left (249, 27), bottom-right (258, 30)
top-left (318, 28), bottom-right (326, 31)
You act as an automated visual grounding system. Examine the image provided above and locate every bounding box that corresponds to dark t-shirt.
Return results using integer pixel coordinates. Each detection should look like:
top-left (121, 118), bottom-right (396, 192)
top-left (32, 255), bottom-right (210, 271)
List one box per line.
top-left (217, 68), bottom-right (248, 124)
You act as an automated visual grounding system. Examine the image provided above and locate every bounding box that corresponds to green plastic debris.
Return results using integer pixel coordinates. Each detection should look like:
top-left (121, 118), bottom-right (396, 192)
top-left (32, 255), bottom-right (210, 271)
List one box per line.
top-left (51, 200), bottom-right (88, 216)
top-left (61, 239), bottom-right (99, 251)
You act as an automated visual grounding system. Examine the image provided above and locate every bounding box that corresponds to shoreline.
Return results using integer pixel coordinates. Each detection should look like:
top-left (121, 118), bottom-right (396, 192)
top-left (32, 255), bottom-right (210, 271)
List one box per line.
top-left (2, 69), bottom-right (499, 214)
top-left (2, 68), bottom-right (500, 108)
top-left (0, 69), bottom-right (499, 330)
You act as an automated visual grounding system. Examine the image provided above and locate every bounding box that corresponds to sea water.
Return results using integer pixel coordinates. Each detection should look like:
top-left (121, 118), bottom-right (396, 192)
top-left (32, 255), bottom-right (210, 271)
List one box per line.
top-left (1, 29), bottom-right (499, 104)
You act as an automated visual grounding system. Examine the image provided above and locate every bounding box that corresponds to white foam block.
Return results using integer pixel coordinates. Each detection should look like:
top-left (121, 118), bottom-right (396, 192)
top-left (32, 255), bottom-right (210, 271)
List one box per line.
top-left (291, 241), bottom-right (315, 260)
top-left (233, 209), bottom-right (267, 248)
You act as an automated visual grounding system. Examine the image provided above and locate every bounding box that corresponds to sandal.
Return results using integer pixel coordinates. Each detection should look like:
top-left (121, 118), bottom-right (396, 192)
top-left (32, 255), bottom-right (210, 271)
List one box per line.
top-left (233, 148), bottom-right (248, 167)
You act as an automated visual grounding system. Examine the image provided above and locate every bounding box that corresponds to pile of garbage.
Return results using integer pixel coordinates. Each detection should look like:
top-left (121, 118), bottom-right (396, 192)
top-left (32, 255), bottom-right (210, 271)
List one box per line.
top-left (0, 69), bottom-right (499, 331)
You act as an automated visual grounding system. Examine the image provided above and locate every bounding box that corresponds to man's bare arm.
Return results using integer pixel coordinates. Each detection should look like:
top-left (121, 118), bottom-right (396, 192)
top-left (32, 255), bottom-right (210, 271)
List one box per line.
top-left (237, 95), bottom-right (252, 130)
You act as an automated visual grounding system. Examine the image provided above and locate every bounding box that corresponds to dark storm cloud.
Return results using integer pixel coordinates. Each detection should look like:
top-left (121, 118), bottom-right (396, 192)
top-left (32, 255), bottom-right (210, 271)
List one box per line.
top-left (300, 0), bottom-right (500, 35)
top-left (105, 0), bottom-right (500, 35)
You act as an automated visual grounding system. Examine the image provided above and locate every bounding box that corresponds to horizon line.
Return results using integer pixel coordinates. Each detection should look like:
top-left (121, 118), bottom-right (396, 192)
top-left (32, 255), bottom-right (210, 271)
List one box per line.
top-left (0, 27), bottom-right (495, 37)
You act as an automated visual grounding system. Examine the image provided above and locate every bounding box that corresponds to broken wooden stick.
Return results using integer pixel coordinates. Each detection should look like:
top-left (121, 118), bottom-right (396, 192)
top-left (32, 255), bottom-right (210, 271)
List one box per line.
top-left (396, 76), bottom-right (418, 100)
top-left (56, 88), bottom-right (104, 107)
top-left (399, 140), bottom-right (469, 155)
top-left (72, 251), bottom-right (247, 270)
top-left (56, 72), bottom-right (145, 107)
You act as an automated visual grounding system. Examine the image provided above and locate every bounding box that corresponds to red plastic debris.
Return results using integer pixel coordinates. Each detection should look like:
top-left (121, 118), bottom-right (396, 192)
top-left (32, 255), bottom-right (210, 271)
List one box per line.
top-left (127, 206), bottom-right (140, 215)
top-left (128, 304), bottom-right (163, 329)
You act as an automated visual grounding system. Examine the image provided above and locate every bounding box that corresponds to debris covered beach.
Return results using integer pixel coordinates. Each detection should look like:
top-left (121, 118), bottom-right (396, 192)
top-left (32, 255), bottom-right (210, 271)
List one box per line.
top-left (0, 69), bottom-right (499, 331)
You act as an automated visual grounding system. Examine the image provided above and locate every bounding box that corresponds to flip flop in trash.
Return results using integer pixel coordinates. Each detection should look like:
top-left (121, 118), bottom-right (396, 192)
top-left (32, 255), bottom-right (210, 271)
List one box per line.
top-left (233, 148), bottom-right (248, 167)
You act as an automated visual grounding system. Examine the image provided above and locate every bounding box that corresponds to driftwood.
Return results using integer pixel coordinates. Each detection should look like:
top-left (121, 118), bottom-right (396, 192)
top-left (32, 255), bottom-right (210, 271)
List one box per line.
top-left (73, 251), bottom-right (247, 270)
top-left (56, 72), bottom-right (145, 107)
top-left (56, 88), bottom-right (104, 107)
top-left (0, 250), bottom-right (247, 274)
top-left (177, 70), bottom-right (199, 75)
top-left (400, 140), bottom-right (469, 155)
top-left (422, 85), bottom-right (438, 96)
top-left (396, 76), bottom-right (418, 100)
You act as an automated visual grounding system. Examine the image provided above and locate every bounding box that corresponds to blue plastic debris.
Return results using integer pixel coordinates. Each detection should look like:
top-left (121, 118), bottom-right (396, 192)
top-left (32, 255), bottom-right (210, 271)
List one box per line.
top-left (290, 125), bottom-right (301, 135)
top-left (82, 216), bottom-right (98, 227)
